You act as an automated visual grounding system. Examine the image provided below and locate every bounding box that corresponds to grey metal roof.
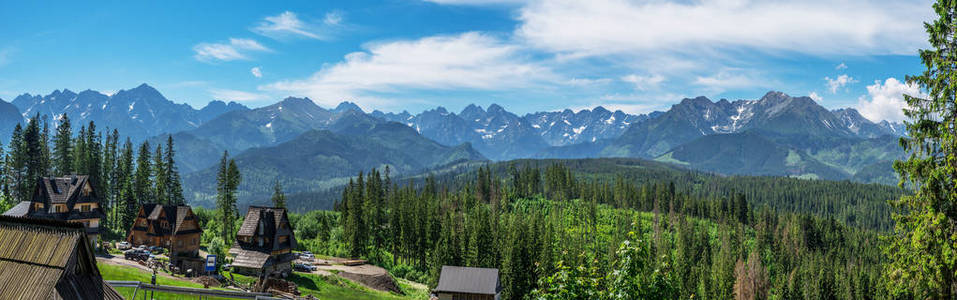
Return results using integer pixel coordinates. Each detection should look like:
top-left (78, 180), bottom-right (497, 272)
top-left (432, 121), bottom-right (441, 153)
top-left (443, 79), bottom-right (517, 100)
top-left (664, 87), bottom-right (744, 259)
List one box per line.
top-left (434, 266), bottom-right (500, 295)
top-left (2, 202), bottom-right (31, 217)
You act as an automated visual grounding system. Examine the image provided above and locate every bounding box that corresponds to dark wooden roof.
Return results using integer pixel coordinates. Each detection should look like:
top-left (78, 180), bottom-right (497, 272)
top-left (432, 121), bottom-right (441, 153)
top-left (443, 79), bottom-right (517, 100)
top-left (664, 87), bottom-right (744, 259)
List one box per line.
top-left (230, 206), bottom-right (297, 270)
top-left (132, 203), bottom-right (201, 237)
top-left (434, 266), bottom-right (501, 295)
top-left (231, 249), bottom-right (271, 269)
top-left (15, 176), bottom-right (107, 225)
top-left (39, 175), bottom-right (89, 204)
top-left (0, 215), bottom-right (123, 299)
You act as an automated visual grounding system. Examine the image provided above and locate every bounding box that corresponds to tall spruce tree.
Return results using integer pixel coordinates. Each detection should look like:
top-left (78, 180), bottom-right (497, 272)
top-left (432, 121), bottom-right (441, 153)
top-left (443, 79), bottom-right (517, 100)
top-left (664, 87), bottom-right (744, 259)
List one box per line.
top-left (52, 114), bottom-right (72, 175)
top-left (133, 142), bottom-right (152, 205)
top-left (152, 144), bottom-right (168, 204)
top-left (8, 124), bottom-right (24, 202)
top-left (20, 115), bottom-right (44, 202)
top-left (39, 116), bottom-right (50, 177)
top-left (102, 129), bottom-right (118, 228)
top-left (163, 135), bottom-right (184, 205)
top-left (117, 138), bottom-right (136, 229)
top-left (886, 1), bottom-right (957, 297)
top-left (271, 179), bottom-right (286, 209)
top-left (216, 151), bottom-right (241, 244)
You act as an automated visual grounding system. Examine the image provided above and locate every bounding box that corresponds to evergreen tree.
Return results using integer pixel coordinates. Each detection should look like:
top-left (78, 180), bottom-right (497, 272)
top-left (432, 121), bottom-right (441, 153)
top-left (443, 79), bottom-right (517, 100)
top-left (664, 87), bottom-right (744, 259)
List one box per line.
top-left (8, 124), bottom-right (24, 202)
top-left (72, 126), bottom-right (87, 176)
top-left (39, 116), bottom-right (51, 177)
top-left (52, 114), bottom-right (72, 175)
top-left (117, 138), bottom-right (136, 229)
top-left (163, 135), bottom-right (184, 205)
top-left (133, 142), bottom-right (152, 205)
top-left (271, 179), bottom-right (286, 208)
top-left (102, 130), bottom-right (118, 228)
top-left (885, 1), bottom-right (957, 297)
top-left (82, 122), bottom-right (102, 193)
top-left (216, 151), bottom-right (241, 244)
top-left (152, 144), bottom-right (168, 204)
top-left (20, 115), bottom-right (44, 201)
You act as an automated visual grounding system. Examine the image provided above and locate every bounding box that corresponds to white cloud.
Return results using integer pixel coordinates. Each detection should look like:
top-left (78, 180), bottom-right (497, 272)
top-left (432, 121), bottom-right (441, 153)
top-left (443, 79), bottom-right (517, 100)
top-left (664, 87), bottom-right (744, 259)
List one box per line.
top-left (210, 88), bottom-right (270, 102)
top-left (251, 67), bottom-right (263, 78)
top-left (253, 11), bottom-right (340, 40)
top-left (515, 0), bottom-right (930, 57)
top-left (825, 74), bottom-right (857, 93)
top-left (693, 70), bottom-right (763, 93)
top-left (856, 78), bottom-right (922, 122)
top-left (261, 32), bottom-right (553, 108)
top-left (193, 38), bottom-right (270, 62)
top-left (621, 74), bottom-right (664, 91)
top-left (324, 11), bottom-right (344, 26)
top-left (0, 47), bottom-right (13, 67)
top-left (809, 91), bottom-right (822, 102)
top-left (835, 62), bottom-right (848, 70)
top-left (424, 0), bottom-right (527, 5)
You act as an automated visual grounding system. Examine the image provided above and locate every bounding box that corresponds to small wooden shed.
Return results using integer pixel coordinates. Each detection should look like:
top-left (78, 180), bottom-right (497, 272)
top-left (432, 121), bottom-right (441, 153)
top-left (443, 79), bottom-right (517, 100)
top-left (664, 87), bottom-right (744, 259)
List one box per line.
top-left (433, 266), bottom-right (502, 300)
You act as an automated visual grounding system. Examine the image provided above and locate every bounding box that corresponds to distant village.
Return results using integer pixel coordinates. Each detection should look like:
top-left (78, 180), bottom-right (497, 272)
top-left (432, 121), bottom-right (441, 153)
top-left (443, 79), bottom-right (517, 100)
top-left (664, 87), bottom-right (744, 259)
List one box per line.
top-left (0, 114), bottom-right (498, 299)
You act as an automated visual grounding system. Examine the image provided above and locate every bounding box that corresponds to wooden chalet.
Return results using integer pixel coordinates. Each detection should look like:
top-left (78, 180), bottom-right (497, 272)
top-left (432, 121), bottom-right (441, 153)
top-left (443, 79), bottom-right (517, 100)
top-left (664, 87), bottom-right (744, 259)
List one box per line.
top-left (229, 206), bottom-right (297, 277)
top-left (0, 215), bottom-right (123, 299)
top-left (433, 266), bottom-right (502, 300)
top-left (2, 175), bottom-right (106, 246)
top-left (127, 203), bottom-right (204, 272)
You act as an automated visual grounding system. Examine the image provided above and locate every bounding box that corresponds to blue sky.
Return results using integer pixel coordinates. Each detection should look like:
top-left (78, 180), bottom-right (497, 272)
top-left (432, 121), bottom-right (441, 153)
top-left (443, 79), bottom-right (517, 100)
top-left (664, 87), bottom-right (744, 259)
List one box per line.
top-left (0, 0), bottom-right (933, 122)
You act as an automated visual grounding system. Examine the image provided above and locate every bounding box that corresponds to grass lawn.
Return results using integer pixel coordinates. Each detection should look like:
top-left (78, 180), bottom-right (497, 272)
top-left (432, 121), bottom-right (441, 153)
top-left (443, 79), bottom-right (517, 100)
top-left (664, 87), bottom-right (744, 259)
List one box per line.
top-left (100, 263), bottom-right (429, 299)
top-left (99, 263), bottom-right (214, 299)
top-left (289, 272), bottom-right (429, 300)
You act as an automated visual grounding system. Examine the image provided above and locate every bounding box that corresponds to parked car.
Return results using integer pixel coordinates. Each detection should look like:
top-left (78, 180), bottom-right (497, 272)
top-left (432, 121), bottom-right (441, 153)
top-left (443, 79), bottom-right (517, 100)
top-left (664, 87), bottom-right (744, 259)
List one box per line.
top-left (293, 263), bottom-right (309, 272)
top-left (148, 246), bottom-right (164, 254)
top-left (116, 242), bottom-right (131, 250)
top-left (124, 249), bottom-right (149, 261)
top-left (302, 263), bottom-right (317, 272)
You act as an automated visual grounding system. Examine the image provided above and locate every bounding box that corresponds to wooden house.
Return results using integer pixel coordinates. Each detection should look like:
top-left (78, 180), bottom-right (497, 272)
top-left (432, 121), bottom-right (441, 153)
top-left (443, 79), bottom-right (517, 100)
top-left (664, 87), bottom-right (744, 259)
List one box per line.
top-left (2, 175), bottom-right (106, 246)
top-left (433, 266), bottom-right (502, 300)
top-left (0, 215), bottom-right (123, 299)
top-left (229, 206), bottom-right (297, 277)
top-left (127, 203), bottom-right (204, 271)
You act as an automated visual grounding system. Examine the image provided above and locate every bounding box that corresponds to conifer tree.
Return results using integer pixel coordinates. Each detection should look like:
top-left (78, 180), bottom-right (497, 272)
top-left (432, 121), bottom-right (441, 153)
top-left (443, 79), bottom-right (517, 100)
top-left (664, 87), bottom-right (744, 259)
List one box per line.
top-left (886, 1), bottom-right (957, 297)
top-left (271, 179), bottom-right (286, 209)
top-left (8, 124), bottom-right (24, 202)
top-left (117, 138), bottom-right (136, 229)
top-left (20, 115), bottom-right (44, 201)
top-left (152, 144), bottom-right (167, 204)
top-left (163, 135), bottom-right (184, 205)
top-left (133, 142), bottom-right (152, 204)
top-left (52, 114), bottom-right (72, 175)
top-left (216, 151), bottom-right (241, 243)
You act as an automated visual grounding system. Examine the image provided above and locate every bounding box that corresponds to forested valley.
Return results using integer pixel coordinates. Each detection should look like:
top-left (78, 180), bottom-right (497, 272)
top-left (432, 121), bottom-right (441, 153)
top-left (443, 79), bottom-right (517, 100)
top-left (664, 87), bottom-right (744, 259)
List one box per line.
top-left (284, 162), bottom-right (903, 299)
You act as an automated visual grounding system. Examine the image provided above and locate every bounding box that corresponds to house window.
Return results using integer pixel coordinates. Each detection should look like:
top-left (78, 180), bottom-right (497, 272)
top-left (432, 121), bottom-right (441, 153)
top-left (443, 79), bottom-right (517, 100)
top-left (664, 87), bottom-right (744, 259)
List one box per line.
top-left (56, 205), bottom-right (64, 213)
top-left (81, 205), bottom-right (90, 212)
top-left (258, 237), bottom-right (263, 247)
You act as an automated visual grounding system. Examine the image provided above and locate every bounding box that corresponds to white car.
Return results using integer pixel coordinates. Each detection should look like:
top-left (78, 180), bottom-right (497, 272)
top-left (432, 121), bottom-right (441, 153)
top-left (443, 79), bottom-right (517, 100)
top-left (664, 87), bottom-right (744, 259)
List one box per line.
top-left (117, 242), bottom-right (131, 250)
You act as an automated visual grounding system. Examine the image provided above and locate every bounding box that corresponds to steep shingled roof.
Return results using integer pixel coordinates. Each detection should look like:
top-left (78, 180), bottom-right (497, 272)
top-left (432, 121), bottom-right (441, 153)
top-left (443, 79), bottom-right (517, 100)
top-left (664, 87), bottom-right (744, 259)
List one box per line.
top-left (0, 215), bottom-right (123, 299)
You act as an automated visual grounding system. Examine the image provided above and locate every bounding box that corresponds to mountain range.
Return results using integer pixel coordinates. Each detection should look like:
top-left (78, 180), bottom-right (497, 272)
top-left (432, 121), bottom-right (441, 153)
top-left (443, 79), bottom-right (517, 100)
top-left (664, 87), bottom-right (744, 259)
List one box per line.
top-left (11, 84), bottom-right (248, 139)
top-left (1, 84), bottom-right (910, 208)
